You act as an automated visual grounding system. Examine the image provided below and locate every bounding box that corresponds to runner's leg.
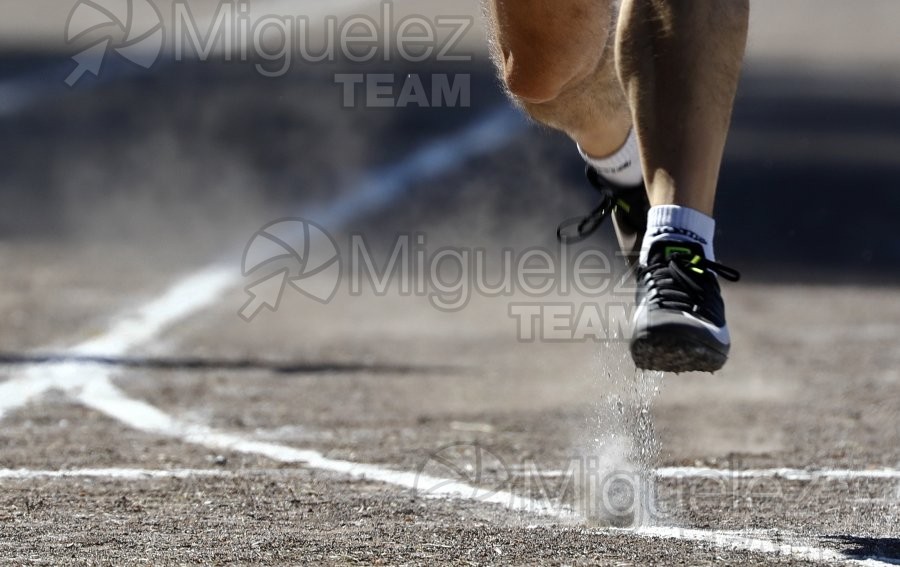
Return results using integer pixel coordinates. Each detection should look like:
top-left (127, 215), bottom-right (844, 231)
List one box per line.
top-left (615, 0), bottom-right (749, 216)
top-left (485, 0), bottom-right (629, 158)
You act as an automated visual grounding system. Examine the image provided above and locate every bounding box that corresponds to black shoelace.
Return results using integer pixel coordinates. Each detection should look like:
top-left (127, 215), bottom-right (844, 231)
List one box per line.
top-left (641, 252), bottom-right (741, 316)
top-left (556, 195), bottom-right (616, 244)
top-left (557, 167), bottom-right (630, 244)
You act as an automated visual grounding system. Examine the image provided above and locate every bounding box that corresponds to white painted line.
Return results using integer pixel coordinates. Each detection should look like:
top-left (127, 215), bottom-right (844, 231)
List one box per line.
top-left (0, 468), bottom-right (229, 480)
top-left (0, 467), bottom-right (355, 480)
top-left (74, 374), bottom-right (565, 516)
top-left (656, 466), bottom-right (900, 481)
top-left (7, 364), bottom-right (893, 566)
top-left (1, 98), bottom-right (889, 564)
top-left (71, 267), bottom-right (235, 357)
top-left (632, 526), bottom-right (890, 567)
top-left (73, 379), bottom-right (898, 566)
top-left (0, 267), bottom-right (234, 421)
top-left (514, 466), bottom-right (900, 482)
top-left (69, 369), bottom-right (894, 566)
top-left (0, 107), bottom-right (522, 420)
top-left (0, 367), bottom-right (75, 420)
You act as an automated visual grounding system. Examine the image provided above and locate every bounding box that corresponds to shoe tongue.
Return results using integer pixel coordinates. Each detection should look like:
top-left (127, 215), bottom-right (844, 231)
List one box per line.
top-left (648, 240), bottom-right (705, 262)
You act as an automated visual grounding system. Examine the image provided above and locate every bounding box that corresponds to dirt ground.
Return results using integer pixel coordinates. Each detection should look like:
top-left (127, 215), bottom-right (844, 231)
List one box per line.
top-left (1, 2), bottom-right (899, 565)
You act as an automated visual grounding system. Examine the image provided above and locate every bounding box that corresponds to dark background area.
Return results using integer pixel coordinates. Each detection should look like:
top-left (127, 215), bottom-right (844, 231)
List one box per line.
top-left (0, 54), bottom-right (898, 284)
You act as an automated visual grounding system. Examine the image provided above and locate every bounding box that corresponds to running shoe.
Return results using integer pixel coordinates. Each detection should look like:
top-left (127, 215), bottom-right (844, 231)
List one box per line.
top-left (557, 166), bottom-right (650, 265)
top-left (630, 241), bottom-right (741, 373)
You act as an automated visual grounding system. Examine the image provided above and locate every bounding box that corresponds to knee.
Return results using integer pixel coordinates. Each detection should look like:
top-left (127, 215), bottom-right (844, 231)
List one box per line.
top-left (493, 2), bottom-right (613, 104)
top-left (502, 45), bottom-right (597, 104)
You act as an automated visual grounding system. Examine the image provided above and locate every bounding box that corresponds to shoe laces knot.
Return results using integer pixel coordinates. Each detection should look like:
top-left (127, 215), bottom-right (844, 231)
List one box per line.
top-left (641, 252), bottom-right (740, 315)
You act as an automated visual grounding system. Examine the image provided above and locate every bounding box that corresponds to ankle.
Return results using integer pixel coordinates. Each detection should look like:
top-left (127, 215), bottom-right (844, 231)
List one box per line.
top-left (578, 129), bottom-right (643, 188)
top-left (640, 205), bottom-right (716, 263)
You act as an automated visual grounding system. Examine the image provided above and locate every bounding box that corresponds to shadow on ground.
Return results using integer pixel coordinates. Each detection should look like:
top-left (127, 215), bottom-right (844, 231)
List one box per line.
top-left (829, 535), bottom-right (900, 563)
top-left (0, 352), bottom-right (462, 376)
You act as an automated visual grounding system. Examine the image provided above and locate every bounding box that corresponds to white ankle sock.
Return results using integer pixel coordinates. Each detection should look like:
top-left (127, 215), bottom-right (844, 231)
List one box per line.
top-left (578, 129), bottom-right (643, 187)
top-left (640, 205), bottom-right (716, 264)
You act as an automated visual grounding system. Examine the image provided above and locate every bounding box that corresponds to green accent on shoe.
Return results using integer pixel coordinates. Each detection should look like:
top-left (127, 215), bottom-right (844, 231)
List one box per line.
top-left (616, 199), bottom-right (632, 214)
top-left (664, 246), bottom-right (693, 259)
top-left (690, 255), bottom-right (705, 274)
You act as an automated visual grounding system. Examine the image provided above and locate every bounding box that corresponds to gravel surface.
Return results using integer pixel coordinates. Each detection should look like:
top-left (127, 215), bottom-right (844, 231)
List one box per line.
top-left (1, 27), bottom-right (899, 565)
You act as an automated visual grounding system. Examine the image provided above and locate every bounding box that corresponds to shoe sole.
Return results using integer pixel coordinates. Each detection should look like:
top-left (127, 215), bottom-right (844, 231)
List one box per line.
top-left (630, 333), bottom-right (728, 374)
